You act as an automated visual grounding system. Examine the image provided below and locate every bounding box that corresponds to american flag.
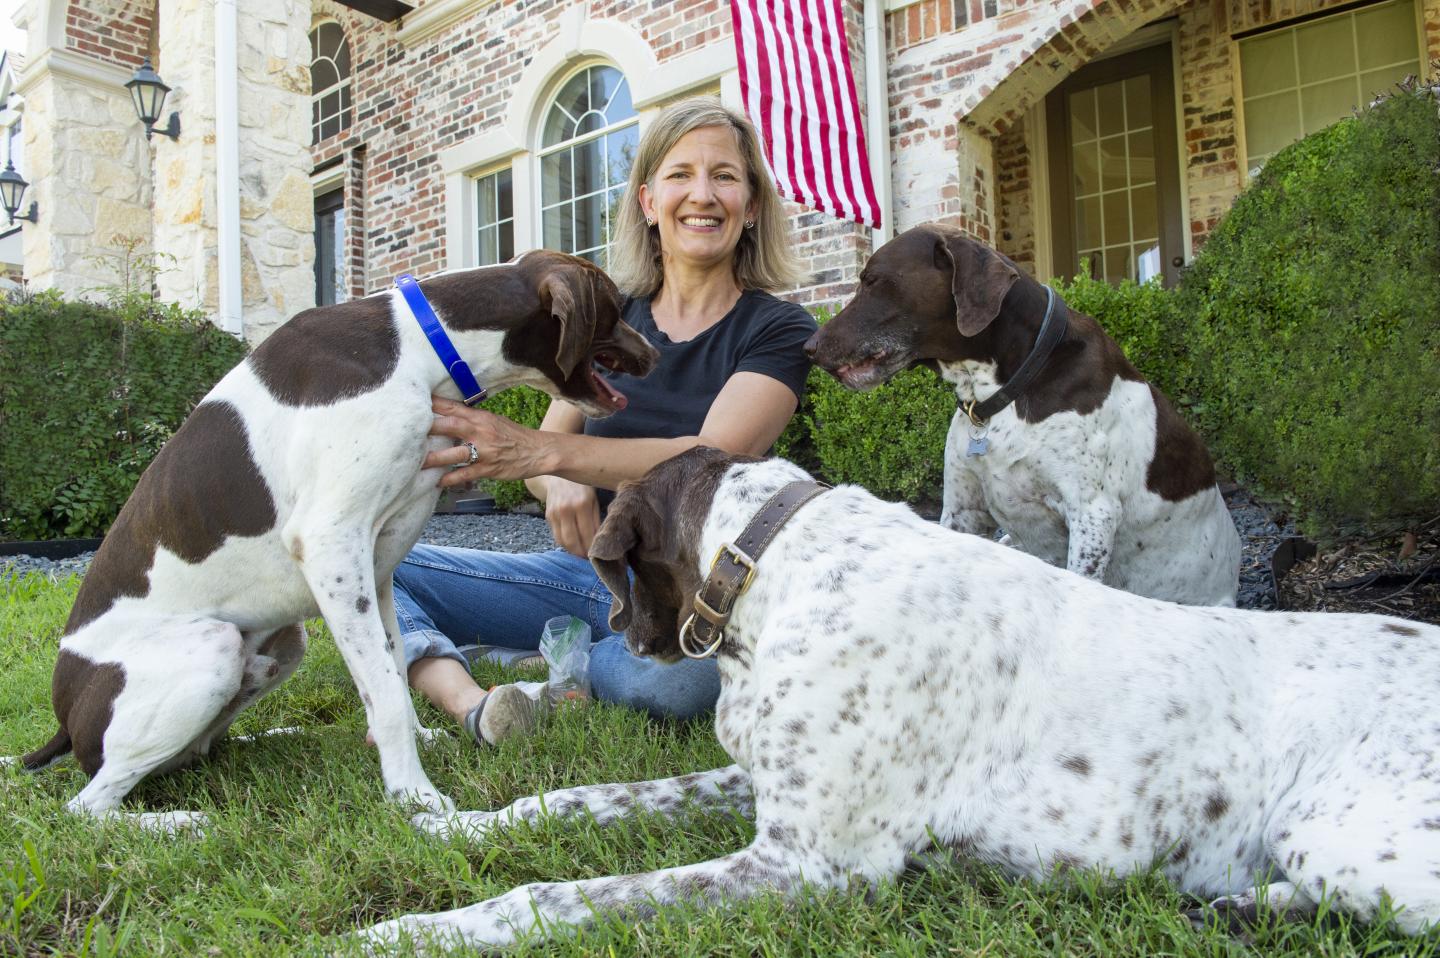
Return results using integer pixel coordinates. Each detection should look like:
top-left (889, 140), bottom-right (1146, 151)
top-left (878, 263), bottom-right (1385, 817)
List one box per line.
top-left (730, 0), bottom-right (883, 229)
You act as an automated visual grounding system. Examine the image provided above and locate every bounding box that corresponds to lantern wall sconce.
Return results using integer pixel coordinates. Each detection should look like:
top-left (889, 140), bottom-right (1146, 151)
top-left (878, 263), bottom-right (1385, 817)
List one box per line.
top-left (0, 160), bottom-right (37, 225)
top-left (126, 58), bottom-right (181, 141)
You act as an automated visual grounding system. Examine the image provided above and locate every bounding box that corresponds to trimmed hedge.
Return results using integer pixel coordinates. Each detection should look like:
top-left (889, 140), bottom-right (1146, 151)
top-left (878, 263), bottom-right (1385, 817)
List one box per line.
top-left (0, 292), bottom-right (249, 540)
top-left (1172, 82), bottom-right (1440, 533)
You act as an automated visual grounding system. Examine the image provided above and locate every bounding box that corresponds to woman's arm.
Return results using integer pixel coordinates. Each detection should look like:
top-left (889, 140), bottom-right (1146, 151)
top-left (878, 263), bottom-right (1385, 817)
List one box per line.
top-left (428, 370), bottom-right (800, 491)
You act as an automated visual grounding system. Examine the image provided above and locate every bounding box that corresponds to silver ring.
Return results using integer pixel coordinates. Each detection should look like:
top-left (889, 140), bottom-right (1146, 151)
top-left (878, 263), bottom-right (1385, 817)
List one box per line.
top-left (463, 441), bottom-right (479, 466)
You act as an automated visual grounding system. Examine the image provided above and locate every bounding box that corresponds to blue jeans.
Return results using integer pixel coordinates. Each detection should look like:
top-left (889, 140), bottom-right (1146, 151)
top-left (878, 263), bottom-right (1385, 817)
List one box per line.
top-left (392, 544), bottom-right (720, 720)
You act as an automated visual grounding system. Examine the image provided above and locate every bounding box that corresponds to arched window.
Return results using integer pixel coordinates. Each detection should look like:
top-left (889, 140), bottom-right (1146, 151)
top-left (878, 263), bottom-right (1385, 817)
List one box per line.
top-left (538, 64), bottom-right (638, 265)
top-left (310, 22), bottom-right (352, 145)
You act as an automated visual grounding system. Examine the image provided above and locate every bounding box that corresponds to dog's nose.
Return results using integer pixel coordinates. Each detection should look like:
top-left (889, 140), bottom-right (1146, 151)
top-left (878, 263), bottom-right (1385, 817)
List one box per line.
top-left (803, 329), bottom-right (821, 360)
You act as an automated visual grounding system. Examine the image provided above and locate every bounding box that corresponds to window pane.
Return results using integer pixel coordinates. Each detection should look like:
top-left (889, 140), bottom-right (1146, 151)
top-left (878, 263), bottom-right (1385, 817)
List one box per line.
top-left (1130, 184), bottom-right (1157, 241)
top-left (318, 23), bottom-right (342, 57)
top-left (1096, 80), bottom-right (1125, 138)
top-left (590, 66), bottom-right (622, 114)
top-left (323, 91), bottom-right (339, 118)
top-left (606, 76), bottom-right (633, 122)
top-left (496, 169), bottom-right (513, 220)
top-left (1098, 135), bottom-right (1127, 192)
top-left (574, 136), bottom-right (604, 197)
top-left (1104, 246), bottom-right (1129, 283)
top-left (335, 37), bottom-right (351, 77)
top-left (1239, 31), bottom-right (1296, 95)
top-left (499, 221), bottom-right (514, 263)
top-left (1243, 90), bottom-right (1301, 157)
top-left (544, 204), bottom-right (574, 251)
top-left (556, 71), bottom-right (590, 123)
top-left (542, 150), bottom-right (571, 207)
top-left (478, 175), bottom-right (498, 225)
top-left (312, 60), bottom-right (338, 93)
top-left (1071, 139), bottom-right (1100, 197)
top-left (542, 107), bottom-right (574, 148)
top-left (479, 224), bottom-right (497, 265)
top-left (1076, 196), bottom-right (1101, 250)
top-left (340, 86), bottom-right (351, 112)
top-left (1102, 190), bottom-right (1130, 248)
top-left (1300, 76), bottom-right (1358, 133)
top-left (1123, 75), bottom-right (1151, 130)
top-left (1296, 16), bottom-right (1356, 84)
top-left (1356, 1), bottom-right (1419, 67)
top-left (1068, 88), bottom-right (1097, 143)
top-left (1360, 63), bottom-right (1414, 99)
top-left (1128, 128), bottom-right (1155, 185)
top-left (606, 126), bottom-right (639, 188)
top-left (576, 192), bottom-right (605, 254)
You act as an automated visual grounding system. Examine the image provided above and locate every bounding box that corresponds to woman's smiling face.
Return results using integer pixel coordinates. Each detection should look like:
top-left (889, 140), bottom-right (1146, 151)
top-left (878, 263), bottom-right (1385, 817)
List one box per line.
top-left (638, 125), bottom-right (758, 274)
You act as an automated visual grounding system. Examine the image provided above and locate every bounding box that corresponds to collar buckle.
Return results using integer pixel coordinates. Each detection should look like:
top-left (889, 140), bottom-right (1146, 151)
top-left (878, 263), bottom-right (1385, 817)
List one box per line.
top-left (710, 542), bottom-right (758, 595)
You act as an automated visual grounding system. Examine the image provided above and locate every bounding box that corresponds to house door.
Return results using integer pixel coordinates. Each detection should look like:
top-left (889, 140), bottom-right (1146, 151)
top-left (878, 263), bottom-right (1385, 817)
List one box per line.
top-left (1046, 44), bottom-right (1185, 286)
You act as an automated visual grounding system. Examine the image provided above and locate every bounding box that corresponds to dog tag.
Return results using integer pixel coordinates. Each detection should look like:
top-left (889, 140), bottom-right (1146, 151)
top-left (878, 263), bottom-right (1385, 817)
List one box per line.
top-left (966, 434), bottom-right (989, 457)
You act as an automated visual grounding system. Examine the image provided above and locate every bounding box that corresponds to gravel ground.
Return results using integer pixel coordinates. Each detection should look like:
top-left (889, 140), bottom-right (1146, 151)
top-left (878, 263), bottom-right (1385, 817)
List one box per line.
top-left (2, 492), bottom-right (1294, 609)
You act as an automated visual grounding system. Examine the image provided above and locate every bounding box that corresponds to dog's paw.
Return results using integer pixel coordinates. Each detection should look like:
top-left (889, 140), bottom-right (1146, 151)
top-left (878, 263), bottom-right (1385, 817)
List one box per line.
top-left (389, 786), bottom-right (456, 816)
top-left (414, 724), bottom-right (444, 746)
top-left (411, 809), bottom-right (502, 844)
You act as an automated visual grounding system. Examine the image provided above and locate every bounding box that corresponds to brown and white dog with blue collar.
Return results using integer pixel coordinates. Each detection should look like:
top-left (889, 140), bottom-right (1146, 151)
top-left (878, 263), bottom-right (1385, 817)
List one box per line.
top-left (8, 251), bottom-right (657, 831)
top-left (805, 224), bottom-right (1240, 606)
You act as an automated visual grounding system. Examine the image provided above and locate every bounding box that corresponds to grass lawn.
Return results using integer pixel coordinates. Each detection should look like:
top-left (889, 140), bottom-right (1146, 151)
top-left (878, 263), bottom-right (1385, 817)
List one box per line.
top-left (2, 570), bottom-right (1437, 957)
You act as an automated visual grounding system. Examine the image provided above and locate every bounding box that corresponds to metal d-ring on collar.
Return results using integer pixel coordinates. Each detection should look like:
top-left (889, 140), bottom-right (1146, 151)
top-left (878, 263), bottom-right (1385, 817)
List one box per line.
top-left (678, 479), bottom-right (831, 660)
top-left (395, 273), bottom-right (489, 406)
top-left (963, 284), bottom-right (1068, 427)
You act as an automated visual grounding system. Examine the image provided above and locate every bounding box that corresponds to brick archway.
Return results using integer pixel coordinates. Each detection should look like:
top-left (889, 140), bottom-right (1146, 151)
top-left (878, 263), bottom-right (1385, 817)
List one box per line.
top-left (960, 0), bottom-right (1189, 135)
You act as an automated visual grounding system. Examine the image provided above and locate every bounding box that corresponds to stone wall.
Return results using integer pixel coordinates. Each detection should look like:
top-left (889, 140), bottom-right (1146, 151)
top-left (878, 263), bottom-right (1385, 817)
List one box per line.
top-left (152, 0), bottom-right (313, 342)
top-left (17, 54), bottom-right (153, 297)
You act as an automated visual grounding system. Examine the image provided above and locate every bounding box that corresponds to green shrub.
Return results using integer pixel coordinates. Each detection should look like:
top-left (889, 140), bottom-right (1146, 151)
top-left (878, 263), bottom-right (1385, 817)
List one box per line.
top-left (477, 386), bottom-right (552, 509)
top-left (0, 291), bottom-right (248, 540)
top-left (1174, 81), bottom-right (1440, 533)
top-left (804, 365), bottom-right (953, 506)
top-left (1050, 270), bottom-right (1189, 407)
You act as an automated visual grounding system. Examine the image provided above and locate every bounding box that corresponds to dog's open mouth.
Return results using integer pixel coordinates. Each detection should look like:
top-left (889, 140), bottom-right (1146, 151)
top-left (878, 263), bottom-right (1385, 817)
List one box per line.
top-left (589, 350), bottom-right (629, 412)
top-left (833, 349), bottom-right (901, 391)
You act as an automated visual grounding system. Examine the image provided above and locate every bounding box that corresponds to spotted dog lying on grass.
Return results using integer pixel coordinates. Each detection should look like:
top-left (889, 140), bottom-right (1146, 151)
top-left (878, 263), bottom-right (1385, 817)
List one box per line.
top-left (359, 446), bottom-right (1440, 950)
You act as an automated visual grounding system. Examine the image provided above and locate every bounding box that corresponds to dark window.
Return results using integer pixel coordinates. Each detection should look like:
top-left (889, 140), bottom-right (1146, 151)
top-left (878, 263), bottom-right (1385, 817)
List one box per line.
top-left (315, 188), bottom-right (347, 306)
top-left (310, 23), bottom-right (353, 145)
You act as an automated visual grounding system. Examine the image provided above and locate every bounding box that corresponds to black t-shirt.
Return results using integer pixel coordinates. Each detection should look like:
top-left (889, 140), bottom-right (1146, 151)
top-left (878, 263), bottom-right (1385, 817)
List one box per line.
top-left (584, 289), bottom-right (817, 510)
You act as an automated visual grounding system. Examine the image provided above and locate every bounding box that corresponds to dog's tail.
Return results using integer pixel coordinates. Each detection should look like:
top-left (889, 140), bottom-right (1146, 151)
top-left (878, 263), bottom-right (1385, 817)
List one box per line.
top-left (14, 728), bottom-right (72, 772)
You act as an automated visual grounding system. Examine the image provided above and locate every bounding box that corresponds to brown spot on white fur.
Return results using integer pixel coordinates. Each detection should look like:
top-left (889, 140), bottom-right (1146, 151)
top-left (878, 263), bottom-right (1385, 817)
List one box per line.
top-left (65, 401), bottom-right (277, 632)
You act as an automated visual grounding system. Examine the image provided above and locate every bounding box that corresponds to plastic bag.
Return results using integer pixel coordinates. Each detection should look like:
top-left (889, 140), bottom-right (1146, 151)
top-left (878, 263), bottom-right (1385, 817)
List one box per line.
top-left (540, 615), bottom-right (592, 705)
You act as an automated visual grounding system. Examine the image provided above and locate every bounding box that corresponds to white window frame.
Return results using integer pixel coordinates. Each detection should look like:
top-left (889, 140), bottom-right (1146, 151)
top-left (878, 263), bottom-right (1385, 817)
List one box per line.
top-left (473, 164), bottom-right (516, 266)
top-left (438, 9), bottom-right (739, 270)
top-left (1231, 0), bottom-right (1426, 179)
top-left (310, 20), bottom-right (353, 145)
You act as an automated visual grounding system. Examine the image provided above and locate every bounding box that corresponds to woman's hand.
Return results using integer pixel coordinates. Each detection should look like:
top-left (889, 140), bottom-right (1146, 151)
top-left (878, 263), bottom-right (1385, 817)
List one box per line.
top-left (540, 477), bottom-right (602, 558)
top-left (425, 397), bottom-right (553, 488)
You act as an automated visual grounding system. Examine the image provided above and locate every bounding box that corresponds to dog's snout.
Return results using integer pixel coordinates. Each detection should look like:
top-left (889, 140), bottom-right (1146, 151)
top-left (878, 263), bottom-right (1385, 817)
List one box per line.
top-left (803, 329), bottom-right (822, 360)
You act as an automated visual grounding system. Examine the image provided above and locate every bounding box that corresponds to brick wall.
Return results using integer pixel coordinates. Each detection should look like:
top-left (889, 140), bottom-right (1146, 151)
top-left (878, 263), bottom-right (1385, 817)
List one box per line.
top-left (309, 0), bottom-right (875, 311)
top-left (66, 0), bottom-right (153, 71)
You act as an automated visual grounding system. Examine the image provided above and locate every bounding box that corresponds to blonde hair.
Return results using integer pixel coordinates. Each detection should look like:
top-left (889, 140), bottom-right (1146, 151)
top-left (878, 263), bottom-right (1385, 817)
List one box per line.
top-left (608, 97), bottom-right (802, 297)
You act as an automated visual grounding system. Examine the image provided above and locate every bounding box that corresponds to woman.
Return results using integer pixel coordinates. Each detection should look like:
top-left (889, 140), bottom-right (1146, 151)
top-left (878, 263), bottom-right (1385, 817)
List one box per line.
top-left (392, 97), bottom-right (816, 746)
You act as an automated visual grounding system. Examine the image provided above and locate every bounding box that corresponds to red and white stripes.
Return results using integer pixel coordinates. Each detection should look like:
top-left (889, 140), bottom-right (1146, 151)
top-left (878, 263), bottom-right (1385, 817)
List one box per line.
top-left (731, 0), bottom-right (883, 228)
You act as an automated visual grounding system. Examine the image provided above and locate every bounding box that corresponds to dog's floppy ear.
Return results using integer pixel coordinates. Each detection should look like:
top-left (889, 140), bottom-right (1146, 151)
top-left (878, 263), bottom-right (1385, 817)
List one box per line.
top-left (938, 231), bottom-right (1019, 337)
top-left (540, 266), bottom-right (597, 379)
top-left (589, 495), bottom-right (642, 633)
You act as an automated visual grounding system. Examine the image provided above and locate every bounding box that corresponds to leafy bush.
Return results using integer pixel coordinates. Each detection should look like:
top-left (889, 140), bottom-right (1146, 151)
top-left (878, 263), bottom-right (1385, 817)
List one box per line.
top-left (1049, 271), bottom-right (1189, 406)
top-left (1174, 81), bottom-right (1440, 533)
top-left (478, 386), bottom-right (551, 510)
top-left (0, 291), bottom-right (248, 540)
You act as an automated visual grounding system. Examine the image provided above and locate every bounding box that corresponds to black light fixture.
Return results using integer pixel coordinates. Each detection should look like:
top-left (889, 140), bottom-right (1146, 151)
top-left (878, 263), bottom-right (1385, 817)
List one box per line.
top-left (125, 57), bottom-right (181, 141)
top-left (0, 160), bottom-right (36, 225)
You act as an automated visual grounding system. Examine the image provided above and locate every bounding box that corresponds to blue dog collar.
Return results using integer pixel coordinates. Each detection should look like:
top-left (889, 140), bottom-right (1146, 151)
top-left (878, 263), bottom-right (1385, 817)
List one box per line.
top-left (395, 273), bottom-right (488, 406)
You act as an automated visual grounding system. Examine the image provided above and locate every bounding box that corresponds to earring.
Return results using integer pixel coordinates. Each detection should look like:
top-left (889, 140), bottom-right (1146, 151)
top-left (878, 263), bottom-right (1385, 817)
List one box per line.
top-left (646, 217), bottom-right (656, 227)
top-left (744, 220), bottom-right (756, 230)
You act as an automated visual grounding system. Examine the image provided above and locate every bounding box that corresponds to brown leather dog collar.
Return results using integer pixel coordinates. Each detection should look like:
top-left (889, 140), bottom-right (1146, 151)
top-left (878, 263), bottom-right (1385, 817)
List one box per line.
top-left (678, 479), bottom-right (830, 660)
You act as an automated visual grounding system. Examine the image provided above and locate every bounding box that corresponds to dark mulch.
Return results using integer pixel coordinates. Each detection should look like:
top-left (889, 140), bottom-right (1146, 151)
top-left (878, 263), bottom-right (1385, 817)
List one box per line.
top-left (1276, 518), bottom-right (1440, 624)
